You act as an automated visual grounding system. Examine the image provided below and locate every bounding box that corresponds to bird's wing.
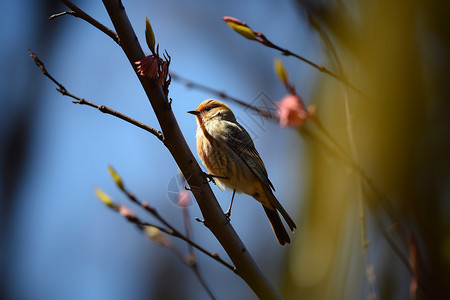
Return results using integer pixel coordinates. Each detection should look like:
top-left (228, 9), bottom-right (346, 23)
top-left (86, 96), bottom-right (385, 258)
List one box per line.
top-left (222, 121), bottom-right (275, 191)
top-left (222, 121), bottom-right (297, 232)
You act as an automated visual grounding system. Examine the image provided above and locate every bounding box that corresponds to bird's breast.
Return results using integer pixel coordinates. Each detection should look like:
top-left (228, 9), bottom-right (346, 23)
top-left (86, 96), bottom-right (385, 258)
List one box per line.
top-left (195, 125), bottom-right (258, 194)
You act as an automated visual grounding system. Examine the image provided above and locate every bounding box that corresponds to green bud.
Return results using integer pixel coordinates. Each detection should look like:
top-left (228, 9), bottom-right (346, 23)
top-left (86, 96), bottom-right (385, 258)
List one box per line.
top-left (94, 187), bottom-right (115, 208)
top-left (145, 17), bottom-right (156, 53)
top-left (274, 58), bottom-right (289, 84)
top-left (226, 22), bottom-right (257, 41)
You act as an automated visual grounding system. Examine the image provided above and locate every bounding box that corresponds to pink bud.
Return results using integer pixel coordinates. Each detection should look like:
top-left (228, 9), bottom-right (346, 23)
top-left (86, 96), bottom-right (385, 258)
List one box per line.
top-left (277, 94), bottom-right (308, 127)
top-left (222, 16), bottom-right (248, 27)
top-left (118, 205), bottom-right (137, 221)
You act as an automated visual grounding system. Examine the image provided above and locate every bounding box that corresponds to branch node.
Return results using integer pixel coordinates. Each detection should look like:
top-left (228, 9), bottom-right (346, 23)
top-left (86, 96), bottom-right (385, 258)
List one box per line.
top-left (60, 0), bottom-right (120, 44)
top-left (195, 217), bottom-right (206, 225)
top-left (56, 87), bottom-right (68, 95)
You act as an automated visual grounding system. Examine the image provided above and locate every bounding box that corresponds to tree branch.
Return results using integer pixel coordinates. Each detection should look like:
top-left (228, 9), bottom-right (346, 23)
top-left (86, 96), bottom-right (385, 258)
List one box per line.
top-left (114, 176), bottom-right (235, 273)
top-left (100, 1), bottom-right (282, 299)
top-left (263, 39), bottom-right (364, 96)
top-left (58, 0), bottom-right (120, 44)
top-left (28, 49), bottom-right (164, 141)
top-left (223, 16), bottom-right (364, 96)
top-left (171, 72), bottom-right (279, 121)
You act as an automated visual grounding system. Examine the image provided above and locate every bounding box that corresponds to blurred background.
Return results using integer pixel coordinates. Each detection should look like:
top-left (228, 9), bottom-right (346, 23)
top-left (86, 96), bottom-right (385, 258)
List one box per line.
top-left (0, 0), bottom-right (449, 299)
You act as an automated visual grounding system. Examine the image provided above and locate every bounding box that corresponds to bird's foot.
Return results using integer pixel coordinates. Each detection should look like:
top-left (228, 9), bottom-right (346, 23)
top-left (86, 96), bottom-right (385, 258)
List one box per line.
top-left (203, 172), bottom-right (216, 185)
top-left (203, 172), bottom-right (228, 185)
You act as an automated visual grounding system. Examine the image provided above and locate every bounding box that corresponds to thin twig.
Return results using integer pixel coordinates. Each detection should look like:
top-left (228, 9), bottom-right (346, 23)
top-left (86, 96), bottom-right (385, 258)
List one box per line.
top-left (260, 38), bottom-right (363, 96)
top-left (116, 180), bottom-right (235, 273)
top-left (28, 50), bottom-right (164, 141)
top-left (114, 202), bottom-right (223, 292)
top-left (300, 122), bottom-right (415, 278)
top-left (171, 72), bottom-right (279, 121)
top-left (59, 0), bottom-right (120, 44)
top-left (224, 17), bottom-right (363, 96)
top-left (49, 11), bottom-right (75, 20)
top-left (181, 196), bottom-right (216, 299)
top-left (302, 21), bottom-right (398, 294)
top-left (133, 217), bottom-right (233, 274)
top-left (146, 216), bottom-right (235, 273)
top-left (342, 82), bottom-right (374, 296)
top-left (371, 204), bottom-right (412, 275)
top-left (310, 116), bottom-right (396, 217)
top-left (342, 90), bottom-right (369, 249)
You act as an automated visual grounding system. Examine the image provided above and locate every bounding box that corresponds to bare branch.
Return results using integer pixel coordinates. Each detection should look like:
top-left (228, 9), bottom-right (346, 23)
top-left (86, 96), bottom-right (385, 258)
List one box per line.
top-left (129, 208), bottom-right (235, 273)
top-left (171, 72), bottom-right (279, 121)
top-left (58, 0), bottom-right (120, 44)
top-left (118, 184), bottom-right (236, 272)
top-left (28, 50), bottom-right (164, 141)
top-left (49, 11), bottom-right (75, 20)
top-left (262, 38), bottom-right (364, 96)
top-left (223, 16), bottom-right (364, 96)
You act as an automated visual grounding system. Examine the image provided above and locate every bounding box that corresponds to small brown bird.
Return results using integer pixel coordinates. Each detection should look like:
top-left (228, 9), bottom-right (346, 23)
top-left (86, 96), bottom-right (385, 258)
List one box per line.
top-left (188, 99), bottom-right (296, 245)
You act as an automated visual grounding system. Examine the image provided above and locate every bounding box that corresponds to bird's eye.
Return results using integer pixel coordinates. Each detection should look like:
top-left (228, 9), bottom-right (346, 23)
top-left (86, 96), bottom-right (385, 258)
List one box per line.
top-left (204, 106), bottom-right (211, 111)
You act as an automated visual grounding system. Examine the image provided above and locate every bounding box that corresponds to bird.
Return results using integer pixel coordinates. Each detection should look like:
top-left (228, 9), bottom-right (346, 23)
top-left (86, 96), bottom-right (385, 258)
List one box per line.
top-left (188, 99), bottom-right (296, 245)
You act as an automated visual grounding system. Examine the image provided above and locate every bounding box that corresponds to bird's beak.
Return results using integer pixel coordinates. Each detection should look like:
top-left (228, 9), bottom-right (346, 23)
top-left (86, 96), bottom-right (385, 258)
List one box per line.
top-left (187, 110), bottom-right (200, 115)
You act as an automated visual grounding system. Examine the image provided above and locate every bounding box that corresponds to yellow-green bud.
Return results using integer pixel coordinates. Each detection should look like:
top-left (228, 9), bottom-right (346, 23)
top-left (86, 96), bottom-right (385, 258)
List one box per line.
top-left (108, 165), bottom-right (124, 190)
top-left (145, 17), bottom-right (156, 53)
top-left (223, 16), bottom-right (256, 41)
top-left (274, 58), bottom-right (289, 84)
top-left (94, 187), bottom-right (115, 208)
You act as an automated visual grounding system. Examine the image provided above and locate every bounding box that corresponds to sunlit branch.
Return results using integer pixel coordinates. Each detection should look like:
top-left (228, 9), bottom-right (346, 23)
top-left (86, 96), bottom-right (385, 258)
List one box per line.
top-left (28, 50), bottom-right (164, 141)
top-left (58, 0), bottom-right (120, 44)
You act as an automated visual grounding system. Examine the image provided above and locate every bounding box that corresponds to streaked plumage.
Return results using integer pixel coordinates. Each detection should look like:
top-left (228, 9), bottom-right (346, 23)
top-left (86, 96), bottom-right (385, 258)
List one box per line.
top-left (188, 99), bottom-right (296, 245)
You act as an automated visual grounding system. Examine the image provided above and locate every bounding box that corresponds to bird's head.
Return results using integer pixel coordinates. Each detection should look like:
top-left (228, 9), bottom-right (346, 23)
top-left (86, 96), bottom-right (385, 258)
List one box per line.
top-left (188, 99), bottom-right (236, 124)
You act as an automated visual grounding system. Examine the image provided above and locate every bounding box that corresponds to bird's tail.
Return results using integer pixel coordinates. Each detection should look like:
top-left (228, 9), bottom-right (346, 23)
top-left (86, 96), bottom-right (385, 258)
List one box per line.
top-left (263, 206), bottom-right (290, 246)
top-left (266, 190), bottom-right (297, 232)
